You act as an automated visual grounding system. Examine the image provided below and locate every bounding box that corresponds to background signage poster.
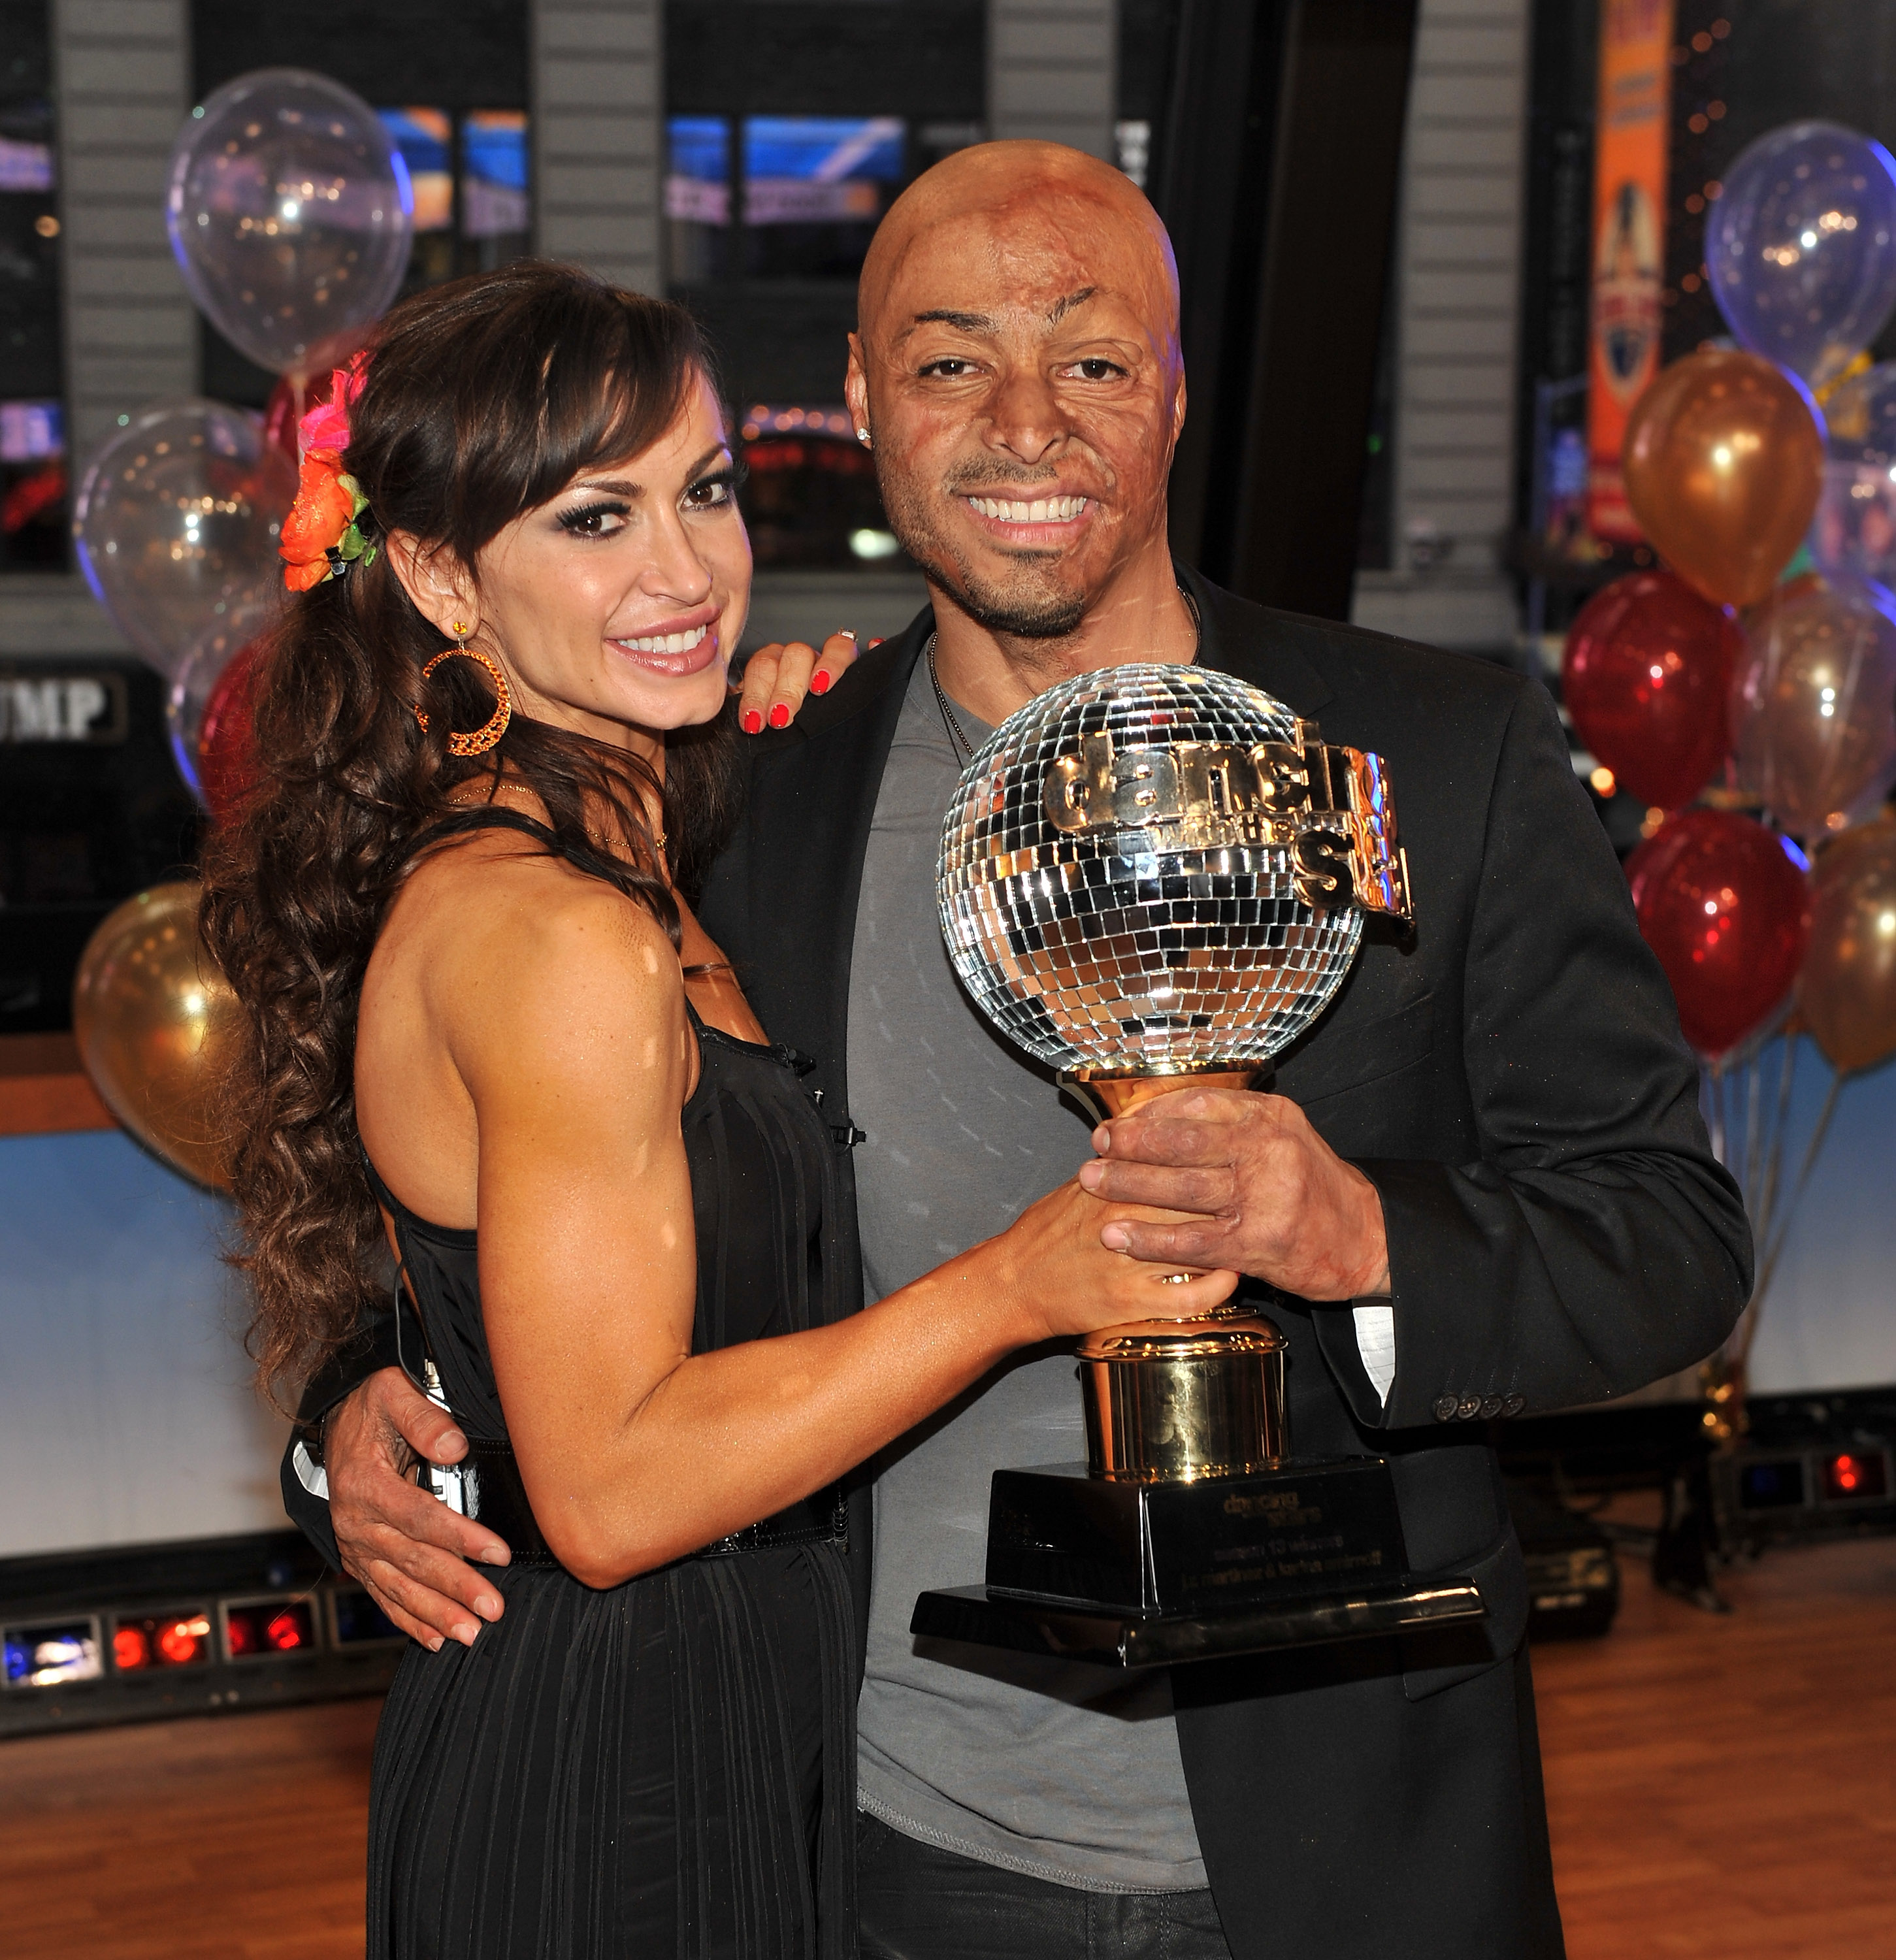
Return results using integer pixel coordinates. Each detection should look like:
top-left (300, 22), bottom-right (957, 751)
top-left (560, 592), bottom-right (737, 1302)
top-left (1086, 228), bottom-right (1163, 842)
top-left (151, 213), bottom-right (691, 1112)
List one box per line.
top-left (1588, 0), bottom-right (1675, 542)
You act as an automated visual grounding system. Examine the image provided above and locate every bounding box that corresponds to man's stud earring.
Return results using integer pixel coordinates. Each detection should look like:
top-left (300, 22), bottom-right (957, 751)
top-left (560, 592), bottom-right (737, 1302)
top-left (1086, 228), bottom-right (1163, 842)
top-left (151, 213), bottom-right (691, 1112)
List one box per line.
top-left (857, 427), bottom-right (871, 444)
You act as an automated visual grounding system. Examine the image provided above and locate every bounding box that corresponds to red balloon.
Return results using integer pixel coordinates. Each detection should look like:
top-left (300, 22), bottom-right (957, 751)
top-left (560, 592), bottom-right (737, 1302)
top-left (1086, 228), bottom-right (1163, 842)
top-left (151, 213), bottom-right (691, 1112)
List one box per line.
top-left (1626, 807), bottom-right (1811, 1058)
top-left (261, 342), bottom-right (365, 467)
top-left (1563, 571), bottom-right (1743, 809)
top-left (198, 637), bottom-right (262, 821)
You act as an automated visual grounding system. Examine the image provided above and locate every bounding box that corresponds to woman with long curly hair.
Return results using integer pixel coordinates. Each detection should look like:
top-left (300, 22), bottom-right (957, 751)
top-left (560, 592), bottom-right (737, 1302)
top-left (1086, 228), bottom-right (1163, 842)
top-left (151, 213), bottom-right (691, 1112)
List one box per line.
top-left (200, 262), bottom-right (1234, 1957)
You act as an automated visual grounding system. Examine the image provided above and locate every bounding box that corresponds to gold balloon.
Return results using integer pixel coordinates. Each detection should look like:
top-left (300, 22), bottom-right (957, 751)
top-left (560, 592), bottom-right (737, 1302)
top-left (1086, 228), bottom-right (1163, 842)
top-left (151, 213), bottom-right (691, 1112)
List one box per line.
top-left (1624, 349), bottom-right (1825, 608)
top-left (71, 881), bottom-right (243, 1189)
top-left (1731, 576), bottom-right (1896, 838)
top-left (1799, 815), bottom-right (1896, 1075)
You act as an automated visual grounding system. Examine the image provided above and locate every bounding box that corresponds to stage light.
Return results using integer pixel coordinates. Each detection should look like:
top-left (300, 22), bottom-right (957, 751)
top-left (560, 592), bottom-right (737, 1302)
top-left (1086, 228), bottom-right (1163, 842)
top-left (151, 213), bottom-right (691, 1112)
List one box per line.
top-left (158, 1616), bottom-right (210, 1664)
top-left (2, 1620), bottom-right (103, 1688)
top-left (1823, 1451), bottom-right (1889, 1501)
top-left (223, 1597), bottom-right (315, 1660)
top-left (110, 1612), bottom-right (212, 1671)
top-left (1737, 1457), bottom-right (1806, 1509)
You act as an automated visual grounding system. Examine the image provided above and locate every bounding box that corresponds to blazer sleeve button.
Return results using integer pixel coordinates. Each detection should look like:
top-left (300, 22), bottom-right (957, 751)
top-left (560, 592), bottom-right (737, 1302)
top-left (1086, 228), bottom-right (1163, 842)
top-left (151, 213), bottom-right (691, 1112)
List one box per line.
top-left (1503, 1394), bottom-right (1525, 1418)
top-left (1456, 1396), bottom-right (1482, 1420)
top-left (1479, 1395), bottom-right (1503, 1419)
top-left (1433, 1394), bottom-right (1459, 1422)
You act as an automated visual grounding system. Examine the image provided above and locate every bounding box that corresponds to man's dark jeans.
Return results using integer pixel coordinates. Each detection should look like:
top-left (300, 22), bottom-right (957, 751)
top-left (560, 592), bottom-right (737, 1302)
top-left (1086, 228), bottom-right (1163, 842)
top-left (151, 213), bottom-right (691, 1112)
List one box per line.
top-left (857, 1811), bottom-right (1234, 1960)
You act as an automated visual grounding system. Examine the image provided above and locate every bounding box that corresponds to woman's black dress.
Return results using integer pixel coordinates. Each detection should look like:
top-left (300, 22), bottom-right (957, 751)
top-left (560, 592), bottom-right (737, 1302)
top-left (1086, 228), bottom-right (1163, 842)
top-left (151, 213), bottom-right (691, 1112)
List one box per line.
top-left (363, 1015), bottom-right (858, 1959)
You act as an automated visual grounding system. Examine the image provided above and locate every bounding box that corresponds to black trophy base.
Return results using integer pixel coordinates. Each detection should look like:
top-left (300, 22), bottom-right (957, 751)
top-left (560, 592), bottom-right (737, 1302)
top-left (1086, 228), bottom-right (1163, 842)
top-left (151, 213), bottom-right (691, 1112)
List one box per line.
top-left (985, 1456), bottom-right (1412, 1617)
top-left (911, 1575), bottom-right (1486, 1669)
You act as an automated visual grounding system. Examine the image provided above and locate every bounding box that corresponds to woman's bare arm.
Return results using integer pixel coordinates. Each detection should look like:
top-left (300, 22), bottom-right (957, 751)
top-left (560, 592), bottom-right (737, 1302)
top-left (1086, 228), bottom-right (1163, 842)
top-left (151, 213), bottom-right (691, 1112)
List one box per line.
top-left (444, 876), bottom-right (1231, 1589)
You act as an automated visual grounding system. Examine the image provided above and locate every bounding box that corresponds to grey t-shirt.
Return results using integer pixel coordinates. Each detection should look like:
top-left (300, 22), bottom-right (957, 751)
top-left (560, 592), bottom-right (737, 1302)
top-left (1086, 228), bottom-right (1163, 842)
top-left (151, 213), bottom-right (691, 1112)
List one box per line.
top-left (849, 661), bottom-right (1208, 1892)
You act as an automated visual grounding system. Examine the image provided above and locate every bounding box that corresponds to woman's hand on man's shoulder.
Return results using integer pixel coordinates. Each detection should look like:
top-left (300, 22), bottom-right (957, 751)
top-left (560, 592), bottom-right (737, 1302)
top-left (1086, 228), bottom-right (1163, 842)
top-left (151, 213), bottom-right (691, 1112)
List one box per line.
top-left (734, 629), bottom-right (862, 734)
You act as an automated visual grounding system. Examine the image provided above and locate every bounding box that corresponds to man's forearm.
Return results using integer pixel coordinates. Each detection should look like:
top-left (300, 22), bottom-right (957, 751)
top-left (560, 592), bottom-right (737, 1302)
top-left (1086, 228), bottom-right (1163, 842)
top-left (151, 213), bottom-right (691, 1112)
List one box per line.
top-left (279, 1294), bottom-right (407, 1569)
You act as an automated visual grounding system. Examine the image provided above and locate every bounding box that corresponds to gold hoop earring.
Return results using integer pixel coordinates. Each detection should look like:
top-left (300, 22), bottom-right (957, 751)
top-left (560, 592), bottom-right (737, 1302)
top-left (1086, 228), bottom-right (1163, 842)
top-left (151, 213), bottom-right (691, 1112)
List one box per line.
top-left (416, 637), bottom-right (512, 756)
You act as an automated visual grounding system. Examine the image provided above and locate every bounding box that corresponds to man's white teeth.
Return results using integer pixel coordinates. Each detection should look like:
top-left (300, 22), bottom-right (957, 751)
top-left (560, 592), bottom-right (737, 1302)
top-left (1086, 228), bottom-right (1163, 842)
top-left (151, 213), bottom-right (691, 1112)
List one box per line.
top-left (967, 495), bottom-right (1089, 523)
top-left (617, 628), bottom-right (708, 655)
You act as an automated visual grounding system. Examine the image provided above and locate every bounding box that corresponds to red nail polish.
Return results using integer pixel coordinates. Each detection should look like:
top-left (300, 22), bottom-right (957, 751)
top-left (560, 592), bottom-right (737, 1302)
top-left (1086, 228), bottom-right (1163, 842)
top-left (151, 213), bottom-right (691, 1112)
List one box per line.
top-left (810, 670), bottom-right (832, 694)
top-left (741, 708), bottom-right (763, 734)
top-left (868, 637), bottom-right (885, 648)
top-left (768, 702), bottom-right (790, 728)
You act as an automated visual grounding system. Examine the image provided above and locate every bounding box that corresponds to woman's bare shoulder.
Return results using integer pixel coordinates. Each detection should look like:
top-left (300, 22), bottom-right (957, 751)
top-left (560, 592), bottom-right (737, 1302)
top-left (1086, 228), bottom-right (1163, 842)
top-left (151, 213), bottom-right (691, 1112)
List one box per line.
top-left (379, 832), bottom-right (683, 1036)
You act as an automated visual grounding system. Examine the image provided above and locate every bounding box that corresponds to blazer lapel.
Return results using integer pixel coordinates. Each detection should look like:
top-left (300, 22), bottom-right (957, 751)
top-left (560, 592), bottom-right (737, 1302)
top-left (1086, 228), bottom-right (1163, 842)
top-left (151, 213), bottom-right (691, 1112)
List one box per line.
top-left (1179, 563), bottom-right (1335, 717)
top-left (698, 611), bottom-right (932, 1111)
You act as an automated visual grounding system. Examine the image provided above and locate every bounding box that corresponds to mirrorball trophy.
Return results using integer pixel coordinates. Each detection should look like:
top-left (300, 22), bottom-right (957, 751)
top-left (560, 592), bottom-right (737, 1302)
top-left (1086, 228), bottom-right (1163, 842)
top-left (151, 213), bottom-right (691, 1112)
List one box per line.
top-left (909, 664), bottom-right (1485, 1667)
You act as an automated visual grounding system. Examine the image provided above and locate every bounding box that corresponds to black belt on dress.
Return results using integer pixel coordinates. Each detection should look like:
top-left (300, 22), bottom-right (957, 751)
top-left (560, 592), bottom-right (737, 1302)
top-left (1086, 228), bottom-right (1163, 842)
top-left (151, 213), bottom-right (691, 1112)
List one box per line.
top-left (437, 1435), bottom-right (849, 1570)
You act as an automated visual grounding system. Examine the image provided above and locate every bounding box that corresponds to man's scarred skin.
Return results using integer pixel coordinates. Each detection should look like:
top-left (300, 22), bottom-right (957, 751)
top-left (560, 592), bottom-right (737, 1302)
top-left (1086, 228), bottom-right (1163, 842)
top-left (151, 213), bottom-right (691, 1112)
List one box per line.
top-left (321, 142), bottom-right (1388, 1646)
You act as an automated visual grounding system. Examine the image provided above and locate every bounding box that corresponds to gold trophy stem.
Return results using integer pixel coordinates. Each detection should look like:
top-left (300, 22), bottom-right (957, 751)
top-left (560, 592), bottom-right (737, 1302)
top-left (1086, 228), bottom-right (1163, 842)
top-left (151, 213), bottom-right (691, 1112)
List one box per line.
top-left (1065, 1064), bottom-right (1288, 1481)
top-left (1064, 1067), bottom-right (1260, 1126)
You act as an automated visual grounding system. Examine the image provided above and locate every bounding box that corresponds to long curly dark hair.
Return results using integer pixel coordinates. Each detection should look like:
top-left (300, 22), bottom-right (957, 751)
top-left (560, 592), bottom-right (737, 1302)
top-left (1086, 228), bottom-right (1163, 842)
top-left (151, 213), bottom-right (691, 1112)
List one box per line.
top-left (200, 262), bottom-right (740, 1403)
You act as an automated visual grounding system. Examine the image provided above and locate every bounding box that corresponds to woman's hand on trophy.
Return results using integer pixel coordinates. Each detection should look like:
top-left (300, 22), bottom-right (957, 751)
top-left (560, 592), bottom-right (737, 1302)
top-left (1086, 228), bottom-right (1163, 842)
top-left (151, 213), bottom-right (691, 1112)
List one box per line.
top-left (735, 629), bottom-right (860, 732)
top-left (1076, 1086), bottom-right (1392, 1301)
top-left (988, 1180), bottom-right (1240, 1340)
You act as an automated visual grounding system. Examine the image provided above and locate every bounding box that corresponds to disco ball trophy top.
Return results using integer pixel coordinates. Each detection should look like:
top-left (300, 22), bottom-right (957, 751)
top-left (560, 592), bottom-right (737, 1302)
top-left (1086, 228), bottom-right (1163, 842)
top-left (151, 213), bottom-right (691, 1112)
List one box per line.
top-left (914, 662), bottom-right (1487, 1667)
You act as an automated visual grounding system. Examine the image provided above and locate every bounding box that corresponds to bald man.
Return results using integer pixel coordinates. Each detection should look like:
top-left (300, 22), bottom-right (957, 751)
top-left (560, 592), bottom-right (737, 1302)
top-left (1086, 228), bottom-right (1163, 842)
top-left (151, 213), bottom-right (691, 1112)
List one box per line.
top-left (293, 144), bottom-right (1748, 1960)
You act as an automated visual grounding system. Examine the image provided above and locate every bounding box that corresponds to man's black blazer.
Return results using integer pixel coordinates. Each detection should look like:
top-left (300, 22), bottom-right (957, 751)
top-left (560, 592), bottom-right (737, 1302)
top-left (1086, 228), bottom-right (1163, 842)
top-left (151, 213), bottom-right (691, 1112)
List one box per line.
top-left (283, 568), bottom-right (1749, 1960)
top-left (692, 566), bottom-right (1751, 1960)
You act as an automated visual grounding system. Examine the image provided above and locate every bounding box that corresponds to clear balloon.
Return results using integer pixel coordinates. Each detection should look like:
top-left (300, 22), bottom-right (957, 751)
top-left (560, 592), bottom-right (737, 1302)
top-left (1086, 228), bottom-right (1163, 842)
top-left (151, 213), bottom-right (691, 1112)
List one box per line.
top-left (1624, 350), bottom-right (1825, 608)
top-left (1707, 120), bottom-right (1896, 391)
top-left (1798, 813), bottom-right (1896, 1074)
top-left (1626, 808), bottom-right (1811, 1060)
top-left (167, 68), bottom-right (412, 382)
top-left (1730, 575), bottom-right (1896, 838)
top-left (1809, 459), bottom-right (1896, 589)
top-left (167, 589), bottom-right (278, 804)
top-left (71, 881), bottom-right (242, 1190)
top-left (1807, 361), bottom-right (1896, 587)
top-left (71, 399), bottom-right (295, 676)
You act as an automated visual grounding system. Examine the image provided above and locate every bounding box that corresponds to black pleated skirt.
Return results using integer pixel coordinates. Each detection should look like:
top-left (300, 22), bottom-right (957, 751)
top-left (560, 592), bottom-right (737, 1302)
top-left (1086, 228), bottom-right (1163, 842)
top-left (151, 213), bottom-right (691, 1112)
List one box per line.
top-left (367, 1543), bottom-right (857, 1959)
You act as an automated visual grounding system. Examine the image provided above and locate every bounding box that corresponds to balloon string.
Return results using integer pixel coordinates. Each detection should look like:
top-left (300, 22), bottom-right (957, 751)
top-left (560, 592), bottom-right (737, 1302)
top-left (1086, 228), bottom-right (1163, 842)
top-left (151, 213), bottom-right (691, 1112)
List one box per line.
top-left (1735, 1063), bottom-right (1843, 1369)
top-left (1742, 1046), bottom-right (1764, 1223)
top-left (1752, 1028), bottom-right (1799, 1255)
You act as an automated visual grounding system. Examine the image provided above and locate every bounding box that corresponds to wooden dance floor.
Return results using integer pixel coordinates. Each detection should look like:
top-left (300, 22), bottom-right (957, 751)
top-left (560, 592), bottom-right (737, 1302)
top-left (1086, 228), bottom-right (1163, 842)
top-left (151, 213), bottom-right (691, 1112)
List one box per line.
top-left (1, 1538), bottom-right (1891, 1959)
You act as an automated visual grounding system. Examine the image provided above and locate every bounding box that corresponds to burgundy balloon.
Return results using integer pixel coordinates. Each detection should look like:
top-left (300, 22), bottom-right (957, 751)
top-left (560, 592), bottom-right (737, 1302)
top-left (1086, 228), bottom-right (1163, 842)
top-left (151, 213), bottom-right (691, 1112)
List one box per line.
top-left (197, 636), bottom-right (261, 821)
top-left (1563, 571), bottom-right (1743, 809)
top-left (261, 351), bottom-right (360, 468)
top-left (1626, 807), bottom-right (1811, 1058)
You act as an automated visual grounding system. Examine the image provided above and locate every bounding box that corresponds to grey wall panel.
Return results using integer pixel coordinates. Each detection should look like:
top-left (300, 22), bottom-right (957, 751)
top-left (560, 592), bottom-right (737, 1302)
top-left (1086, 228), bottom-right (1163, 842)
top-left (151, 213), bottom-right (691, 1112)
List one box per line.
top-left (533, 0), bottom-right (664, 295)
top-left (987, 0), bottom-right (1115, 160)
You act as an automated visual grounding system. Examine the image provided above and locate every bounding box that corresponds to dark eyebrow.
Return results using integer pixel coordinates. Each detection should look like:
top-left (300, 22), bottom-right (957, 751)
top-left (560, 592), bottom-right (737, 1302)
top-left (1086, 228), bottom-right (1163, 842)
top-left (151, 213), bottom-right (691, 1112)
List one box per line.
top-left (569, 444), bottom-right (730, 500)
top-left (911, 308), bottom-right (995, 332)
top-left (908, 293), bottom-right (1097, 333)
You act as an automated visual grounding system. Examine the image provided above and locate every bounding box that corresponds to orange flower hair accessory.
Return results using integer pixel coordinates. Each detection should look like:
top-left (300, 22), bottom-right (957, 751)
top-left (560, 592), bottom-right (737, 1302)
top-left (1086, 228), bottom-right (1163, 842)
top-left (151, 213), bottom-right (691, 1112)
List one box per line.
top-left (279, 354), bottom-right (374, 593)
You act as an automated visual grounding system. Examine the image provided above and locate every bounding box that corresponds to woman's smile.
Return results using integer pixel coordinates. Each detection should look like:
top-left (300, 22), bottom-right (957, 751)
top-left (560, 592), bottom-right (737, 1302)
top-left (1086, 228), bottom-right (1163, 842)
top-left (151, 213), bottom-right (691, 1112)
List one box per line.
top-left (608, 606), bottom-right (723, 678)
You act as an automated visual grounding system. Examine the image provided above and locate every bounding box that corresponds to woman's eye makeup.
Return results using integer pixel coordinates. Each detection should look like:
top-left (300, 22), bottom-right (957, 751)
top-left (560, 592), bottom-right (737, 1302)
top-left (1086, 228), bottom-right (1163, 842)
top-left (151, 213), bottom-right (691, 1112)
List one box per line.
top-left (557, 498), bottom-right (631, 537)
top-left (683, 465), bottom-right (740, 510)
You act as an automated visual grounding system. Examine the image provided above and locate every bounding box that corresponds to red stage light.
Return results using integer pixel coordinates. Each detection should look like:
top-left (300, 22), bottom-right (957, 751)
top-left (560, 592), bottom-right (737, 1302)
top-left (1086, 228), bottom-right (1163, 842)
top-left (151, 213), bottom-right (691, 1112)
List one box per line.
top-left (112, 1625), bottom-right (151, 1671)
top-left (157, 1616), bottom-right (209, 1665)
top-left (223, 1598), bottom-right (316, 1661)
top-left (1823, 1452), bottom-right (1889, 1501)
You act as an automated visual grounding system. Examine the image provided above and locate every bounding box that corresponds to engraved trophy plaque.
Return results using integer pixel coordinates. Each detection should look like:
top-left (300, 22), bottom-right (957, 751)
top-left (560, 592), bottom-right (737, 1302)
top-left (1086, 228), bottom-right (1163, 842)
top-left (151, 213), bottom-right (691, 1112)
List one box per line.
top-left (909, 663), bottom-right (1485, 1667)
